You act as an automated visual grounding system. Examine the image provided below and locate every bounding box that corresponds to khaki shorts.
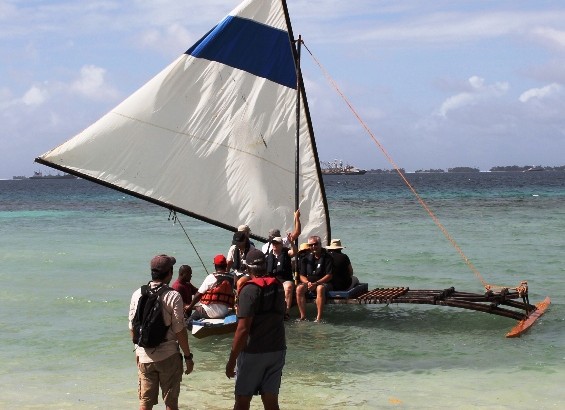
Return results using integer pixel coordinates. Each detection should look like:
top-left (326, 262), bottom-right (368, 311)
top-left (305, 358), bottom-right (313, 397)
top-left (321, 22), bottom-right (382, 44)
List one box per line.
top-left (138, 352), bottom-right (183, 407)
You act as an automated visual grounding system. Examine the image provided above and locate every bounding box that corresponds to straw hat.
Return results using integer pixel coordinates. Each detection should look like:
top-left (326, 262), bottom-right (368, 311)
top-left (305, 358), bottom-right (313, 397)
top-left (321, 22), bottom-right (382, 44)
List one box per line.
top-left (326, 239), bottom-right (345, 250)
top-left (298, 242), bottom-right (310, 253)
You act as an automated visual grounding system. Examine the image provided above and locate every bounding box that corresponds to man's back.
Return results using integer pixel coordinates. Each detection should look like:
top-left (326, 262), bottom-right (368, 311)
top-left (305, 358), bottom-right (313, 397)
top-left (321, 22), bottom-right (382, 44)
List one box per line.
top-left (238, 278), bottom-right (286, 353)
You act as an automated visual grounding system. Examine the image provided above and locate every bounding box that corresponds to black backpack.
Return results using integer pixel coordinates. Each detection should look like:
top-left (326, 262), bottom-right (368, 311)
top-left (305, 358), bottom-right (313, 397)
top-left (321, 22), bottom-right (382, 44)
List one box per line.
top-left (132, 283), bottom-right (170, 348)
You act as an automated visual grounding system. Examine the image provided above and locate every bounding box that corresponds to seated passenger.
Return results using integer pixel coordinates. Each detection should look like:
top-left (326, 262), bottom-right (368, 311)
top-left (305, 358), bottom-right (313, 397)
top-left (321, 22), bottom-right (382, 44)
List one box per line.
top-left (326, 239), bottom-right (359, 291)
top-left (296, 236), bottom-right (333, 322)
top-left (186, 254), bottom-right (235, 322)
top-left (266, 236), bottom-right (297, 320)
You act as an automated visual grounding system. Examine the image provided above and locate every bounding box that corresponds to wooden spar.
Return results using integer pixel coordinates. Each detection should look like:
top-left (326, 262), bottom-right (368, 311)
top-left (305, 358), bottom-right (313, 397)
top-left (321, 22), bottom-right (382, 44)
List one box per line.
top-left (306, 285), bottom-right (550, 337)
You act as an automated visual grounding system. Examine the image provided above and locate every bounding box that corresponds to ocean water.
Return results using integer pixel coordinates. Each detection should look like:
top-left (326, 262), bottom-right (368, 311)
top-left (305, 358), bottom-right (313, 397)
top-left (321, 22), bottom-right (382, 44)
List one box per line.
top-left (0, 172), bottom-right (563, 409)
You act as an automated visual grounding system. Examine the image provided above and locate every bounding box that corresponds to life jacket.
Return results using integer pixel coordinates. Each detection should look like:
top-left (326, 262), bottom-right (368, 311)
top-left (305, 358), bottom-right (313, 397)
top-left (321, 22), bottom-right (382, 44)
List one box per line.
top-left (200, 272), bottom-right (235, 307)
top-left (240, 276), bottom-right (283, 315)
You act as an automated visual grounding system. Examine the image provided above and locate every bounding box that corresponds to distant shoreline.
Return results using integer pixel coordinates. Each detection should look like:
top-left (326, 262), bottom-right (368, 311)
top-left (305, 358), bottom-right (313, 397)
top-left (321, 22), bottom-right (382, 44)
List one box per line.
top-left (365, 165), bottom-right (565, 174)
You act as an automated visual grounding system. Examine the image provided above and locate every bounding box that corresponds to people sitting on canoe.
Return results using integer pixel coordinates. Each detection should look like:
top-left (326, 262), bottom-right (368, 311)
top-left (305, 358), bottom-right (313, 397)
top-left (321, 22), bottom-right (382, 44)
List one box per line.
top-left (227, 230), bottom-right (256, 292)
top-left (293, 242), bottom-right (311, 275)
top-left (326, 239), bottom-right (360, 291)
top-left (261, 209), bottom-right (301, 253)
top-left (171, 264), bottom-right (199, 316)
top-left (237, 224), bottom-right (255, 248)
top-left (266, 236), bottom-right (297, 320)
top-left (296, 235), bottom-right (333, 322)
top-left (185, 254), bottom-right (235, 324)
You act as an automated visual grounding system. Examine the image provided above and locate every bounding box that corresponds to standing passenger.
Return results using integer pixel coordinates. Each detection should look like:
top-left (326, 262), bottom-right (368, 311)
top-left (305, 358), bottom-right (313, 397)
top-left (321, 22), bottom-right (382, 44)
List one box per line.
top-left (266, 236), bottom-right (296, 320)
top-left (226, 249), bottom-right (286, 410)
top-left (171, 264), bottom-right (198, 316)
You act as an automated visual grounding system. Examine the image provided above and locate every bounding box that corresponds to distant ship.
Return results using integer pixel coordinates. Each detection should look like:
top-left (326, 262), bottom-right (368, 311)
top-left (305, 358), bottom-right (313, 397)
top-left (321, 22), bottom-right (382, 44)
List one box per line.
top-left (321, 160), bottom-right (366, 175)
top-left (523, 166), bottom-right (544, 172)
top-left (12, 175), bottom-right (27, 180)
top-left (28, 171), bottom-right (78, 179)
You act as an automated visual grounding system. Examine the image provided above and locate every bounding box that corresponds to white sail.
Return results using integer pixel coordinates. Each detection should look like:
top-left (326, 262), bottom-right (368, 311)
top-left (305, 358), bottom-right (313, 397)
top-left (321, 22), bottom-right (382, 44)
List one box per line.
top-left (36, 0), bottom-right (330, 243)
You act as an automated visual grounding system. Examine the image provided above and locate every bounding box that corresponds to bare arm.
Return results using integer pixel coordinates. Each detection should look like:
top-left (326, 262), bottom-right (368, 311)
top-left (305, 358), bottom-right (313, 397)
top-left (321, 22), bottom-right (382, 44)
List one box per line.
top-left (176, 328), bottom-right (194, 375)
top-left (225, 316), bottom-right (253, 378)
top-left (289, 209), bottom-right (301, 242)
top-left (185, 292), bottom-right (203, 312)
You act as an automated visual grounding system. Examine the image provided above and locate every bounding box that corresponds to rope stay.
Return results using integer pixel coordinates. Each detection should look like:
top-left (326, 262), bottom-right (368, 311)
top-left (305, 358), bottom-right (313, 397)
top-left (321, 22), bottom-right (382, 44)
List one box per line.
top-left (302, 42), bottom-right (524, 293)
top-left (168, 210), bottom-right (209, 275)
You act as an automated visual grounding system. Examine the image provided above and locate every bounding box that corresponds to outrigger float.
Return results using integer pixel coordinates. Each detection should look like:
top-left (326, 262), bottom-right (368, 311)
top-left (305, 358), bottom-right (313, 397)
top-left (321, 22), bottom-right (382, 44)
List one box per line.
top-left (35, 0), bottom-right (550, 338)
top-left (317, 283), bottom-right (550, 338)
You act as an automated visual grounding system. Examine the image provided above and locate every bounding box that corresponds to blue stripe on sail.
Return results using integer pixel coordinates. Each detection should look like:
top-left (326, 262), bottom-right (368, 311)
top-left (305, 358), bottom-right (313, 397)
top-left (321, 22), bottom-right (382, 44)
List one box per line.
top-left (186, 16), bottom-right (296, 89)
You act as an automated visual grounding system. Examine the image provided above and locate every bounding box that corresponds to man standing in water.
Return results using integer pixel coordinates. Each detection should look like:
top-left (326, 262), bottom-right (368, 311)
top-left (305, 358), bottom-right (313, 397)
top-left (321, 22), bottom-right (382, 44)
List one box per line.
top-left (226, 249), bottom-right (286, 410)
top-left (129, 254), bottom-right (195, 410)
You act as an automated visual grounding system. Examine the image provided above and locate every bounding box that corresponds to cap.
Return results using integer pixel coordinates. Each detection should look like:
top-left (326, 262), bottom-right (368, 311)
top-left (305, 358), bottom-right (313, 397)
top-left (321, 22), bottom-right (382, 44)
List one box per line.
top-left (326, 239), bottom-right (345, 250)
top-left (245, 248), bottom-right (266, 267)
top-left (214, 254), bottom-right (227, 266)
top-left (232, 231), bottom-right (246, 244)
top-left (150, 254), bottom-right (176, 273)
top-left (268, 228), bottom-right (281, 238)
top-left (271, 236), bottom-right (283, 244)
top-left (238, 224), bottom-right (250, 233)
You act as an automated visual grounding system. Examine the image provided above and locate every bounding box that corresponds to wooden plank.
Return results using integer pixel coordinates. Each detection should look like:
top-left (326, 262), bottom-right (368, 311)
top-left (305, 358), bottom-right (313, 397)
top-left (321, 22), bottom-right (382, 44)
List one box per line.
top-left (506, 297), bottom-right (551, 338)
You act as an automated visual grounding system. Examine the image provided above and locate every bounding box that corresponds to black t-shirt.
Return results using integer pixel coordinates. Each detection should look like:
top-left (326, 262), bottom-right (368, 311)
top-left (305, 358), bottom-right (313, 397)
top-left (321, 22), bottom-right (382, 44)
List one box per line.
top-left (237, 278), bottom-right (286, 353)
top-left (266, 248), bottom-right (293, 282)
top-left (329, 251), bottom-right (352, 290)
top-left (300, 251), bottom-right (333, 282)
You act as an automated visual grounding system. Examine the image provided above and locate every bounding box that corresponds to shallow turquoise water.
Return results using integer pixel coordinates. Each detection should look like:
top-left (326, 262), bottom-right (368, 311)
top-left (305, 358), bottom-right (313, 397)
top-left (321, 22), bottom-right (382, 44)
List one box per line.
top-left (0, 173), bottom-right (563, 409)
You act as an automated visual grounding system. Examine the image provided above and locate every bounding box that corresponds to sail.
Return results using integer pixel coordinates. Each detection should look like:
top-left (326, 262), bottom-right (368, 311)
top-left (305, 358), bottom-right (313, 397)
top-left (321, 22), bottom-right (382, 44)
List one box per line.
top-left (35, 0), bottom-right (330, 244)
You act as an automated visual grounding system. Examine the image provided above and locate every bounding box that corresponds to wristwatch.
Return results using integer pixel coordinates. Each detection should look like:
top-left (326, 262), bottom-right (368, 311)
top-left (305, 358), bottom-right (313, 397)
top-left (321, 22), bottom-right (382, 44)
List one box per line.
top-left (183, 353), bottom-right (193, 361)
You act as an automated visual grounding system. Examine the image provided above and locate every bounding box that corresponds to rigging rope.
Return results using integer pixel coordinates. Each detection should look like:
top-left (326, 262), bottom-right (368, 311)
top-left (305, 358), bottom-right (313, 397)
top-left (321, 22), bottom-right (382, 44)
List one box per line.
top-left (168, 210), bottom-right (209, 275)
top-left (302, 42), bottom-right (520, 292)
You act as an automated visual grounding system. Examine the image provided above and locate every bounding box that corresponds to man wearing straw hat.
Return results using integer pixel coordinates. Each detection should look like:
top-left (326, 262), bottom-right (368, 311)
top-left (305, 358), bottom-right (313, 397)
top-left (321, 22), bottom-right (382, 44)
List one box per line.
top-left (326, 239), bottom-right (360, 291)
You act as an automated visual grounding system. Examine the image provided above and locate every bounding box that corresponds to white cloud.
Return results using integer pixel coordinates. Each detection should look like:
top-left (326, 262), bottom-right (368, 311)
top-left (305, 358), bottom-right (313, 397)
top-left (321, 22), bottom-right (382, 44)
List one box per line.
top-left (70, 65), bottom-right (119, 100)
top-left (21, 85), bottom-right (49, 106)
top-left (519, 83), bottom-right (562, 102)
top-left (137, 23), bottom-right (194, 56)
top-left (531, 27), bottom-right (565, 49)
top-left (438, 76), bottom-right (509, 117)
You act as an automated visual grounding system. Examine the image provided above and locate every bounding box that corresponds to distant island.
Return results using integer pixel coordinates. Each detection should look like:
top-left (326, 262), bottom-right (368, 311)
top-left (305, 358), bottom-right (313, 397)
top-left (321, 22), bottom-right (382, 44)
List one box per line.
top-left (365, 165), bottom-right (565, 174)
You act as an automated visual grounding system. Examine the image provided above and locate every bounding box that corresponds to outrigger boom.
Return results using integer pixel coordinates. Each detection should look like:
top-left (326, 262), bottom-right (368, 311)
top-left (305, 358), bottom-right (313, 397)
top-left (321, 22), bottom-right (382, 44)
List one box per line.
top-left (310, 284), bottom-right (550, 338)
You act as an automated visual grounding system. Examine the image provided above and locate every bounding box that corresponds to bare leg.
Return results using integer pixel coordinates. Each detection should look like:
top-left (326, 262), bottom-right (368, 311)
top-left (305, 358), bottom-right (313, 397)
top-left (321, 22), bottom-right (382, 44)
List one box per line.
top-left (261, 393), bottom-right (280, 410)
top-left (296, 284), bottom-right (307, 320)
top-left (234, 395), bottom-right (252, 410)
top-left (315, 284), bottom-right (326, 321)
top-left (283, 281), bottom-right (294, 312)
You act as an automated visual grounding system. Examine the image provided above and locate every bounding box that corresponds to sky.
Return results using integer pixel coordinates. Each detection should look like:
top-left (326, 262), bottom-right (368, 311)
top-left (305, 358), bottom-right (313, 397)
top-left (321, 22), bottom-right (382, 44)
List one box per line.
top-left (2, 0), bottom-right (565, 179)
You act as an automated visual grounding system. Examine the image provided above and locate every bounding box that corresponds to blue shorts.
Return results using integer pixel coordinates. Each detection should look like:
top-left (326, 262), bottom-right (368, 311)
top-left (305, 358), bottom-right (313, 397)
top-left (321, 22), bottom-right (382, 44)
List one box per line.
top-left (235, 350), bottom-right (286, 396)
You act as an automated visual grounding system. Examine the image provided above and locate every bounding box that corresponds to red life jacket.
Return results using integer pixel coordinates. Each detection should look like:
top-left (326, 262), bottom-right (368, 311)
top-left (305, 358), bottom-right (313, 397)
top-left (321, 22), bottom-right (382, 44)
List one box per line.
top-left (200, 274), bottom-right (235, 307)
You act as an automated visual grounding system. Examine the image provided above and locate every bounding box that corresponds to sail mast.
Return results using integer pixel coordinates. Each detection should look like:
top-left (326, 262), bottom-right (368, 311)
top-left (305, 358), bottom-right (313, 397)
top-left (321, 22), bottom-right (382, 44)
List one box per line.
top-left (294, 35), bottom-right (302, 221)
